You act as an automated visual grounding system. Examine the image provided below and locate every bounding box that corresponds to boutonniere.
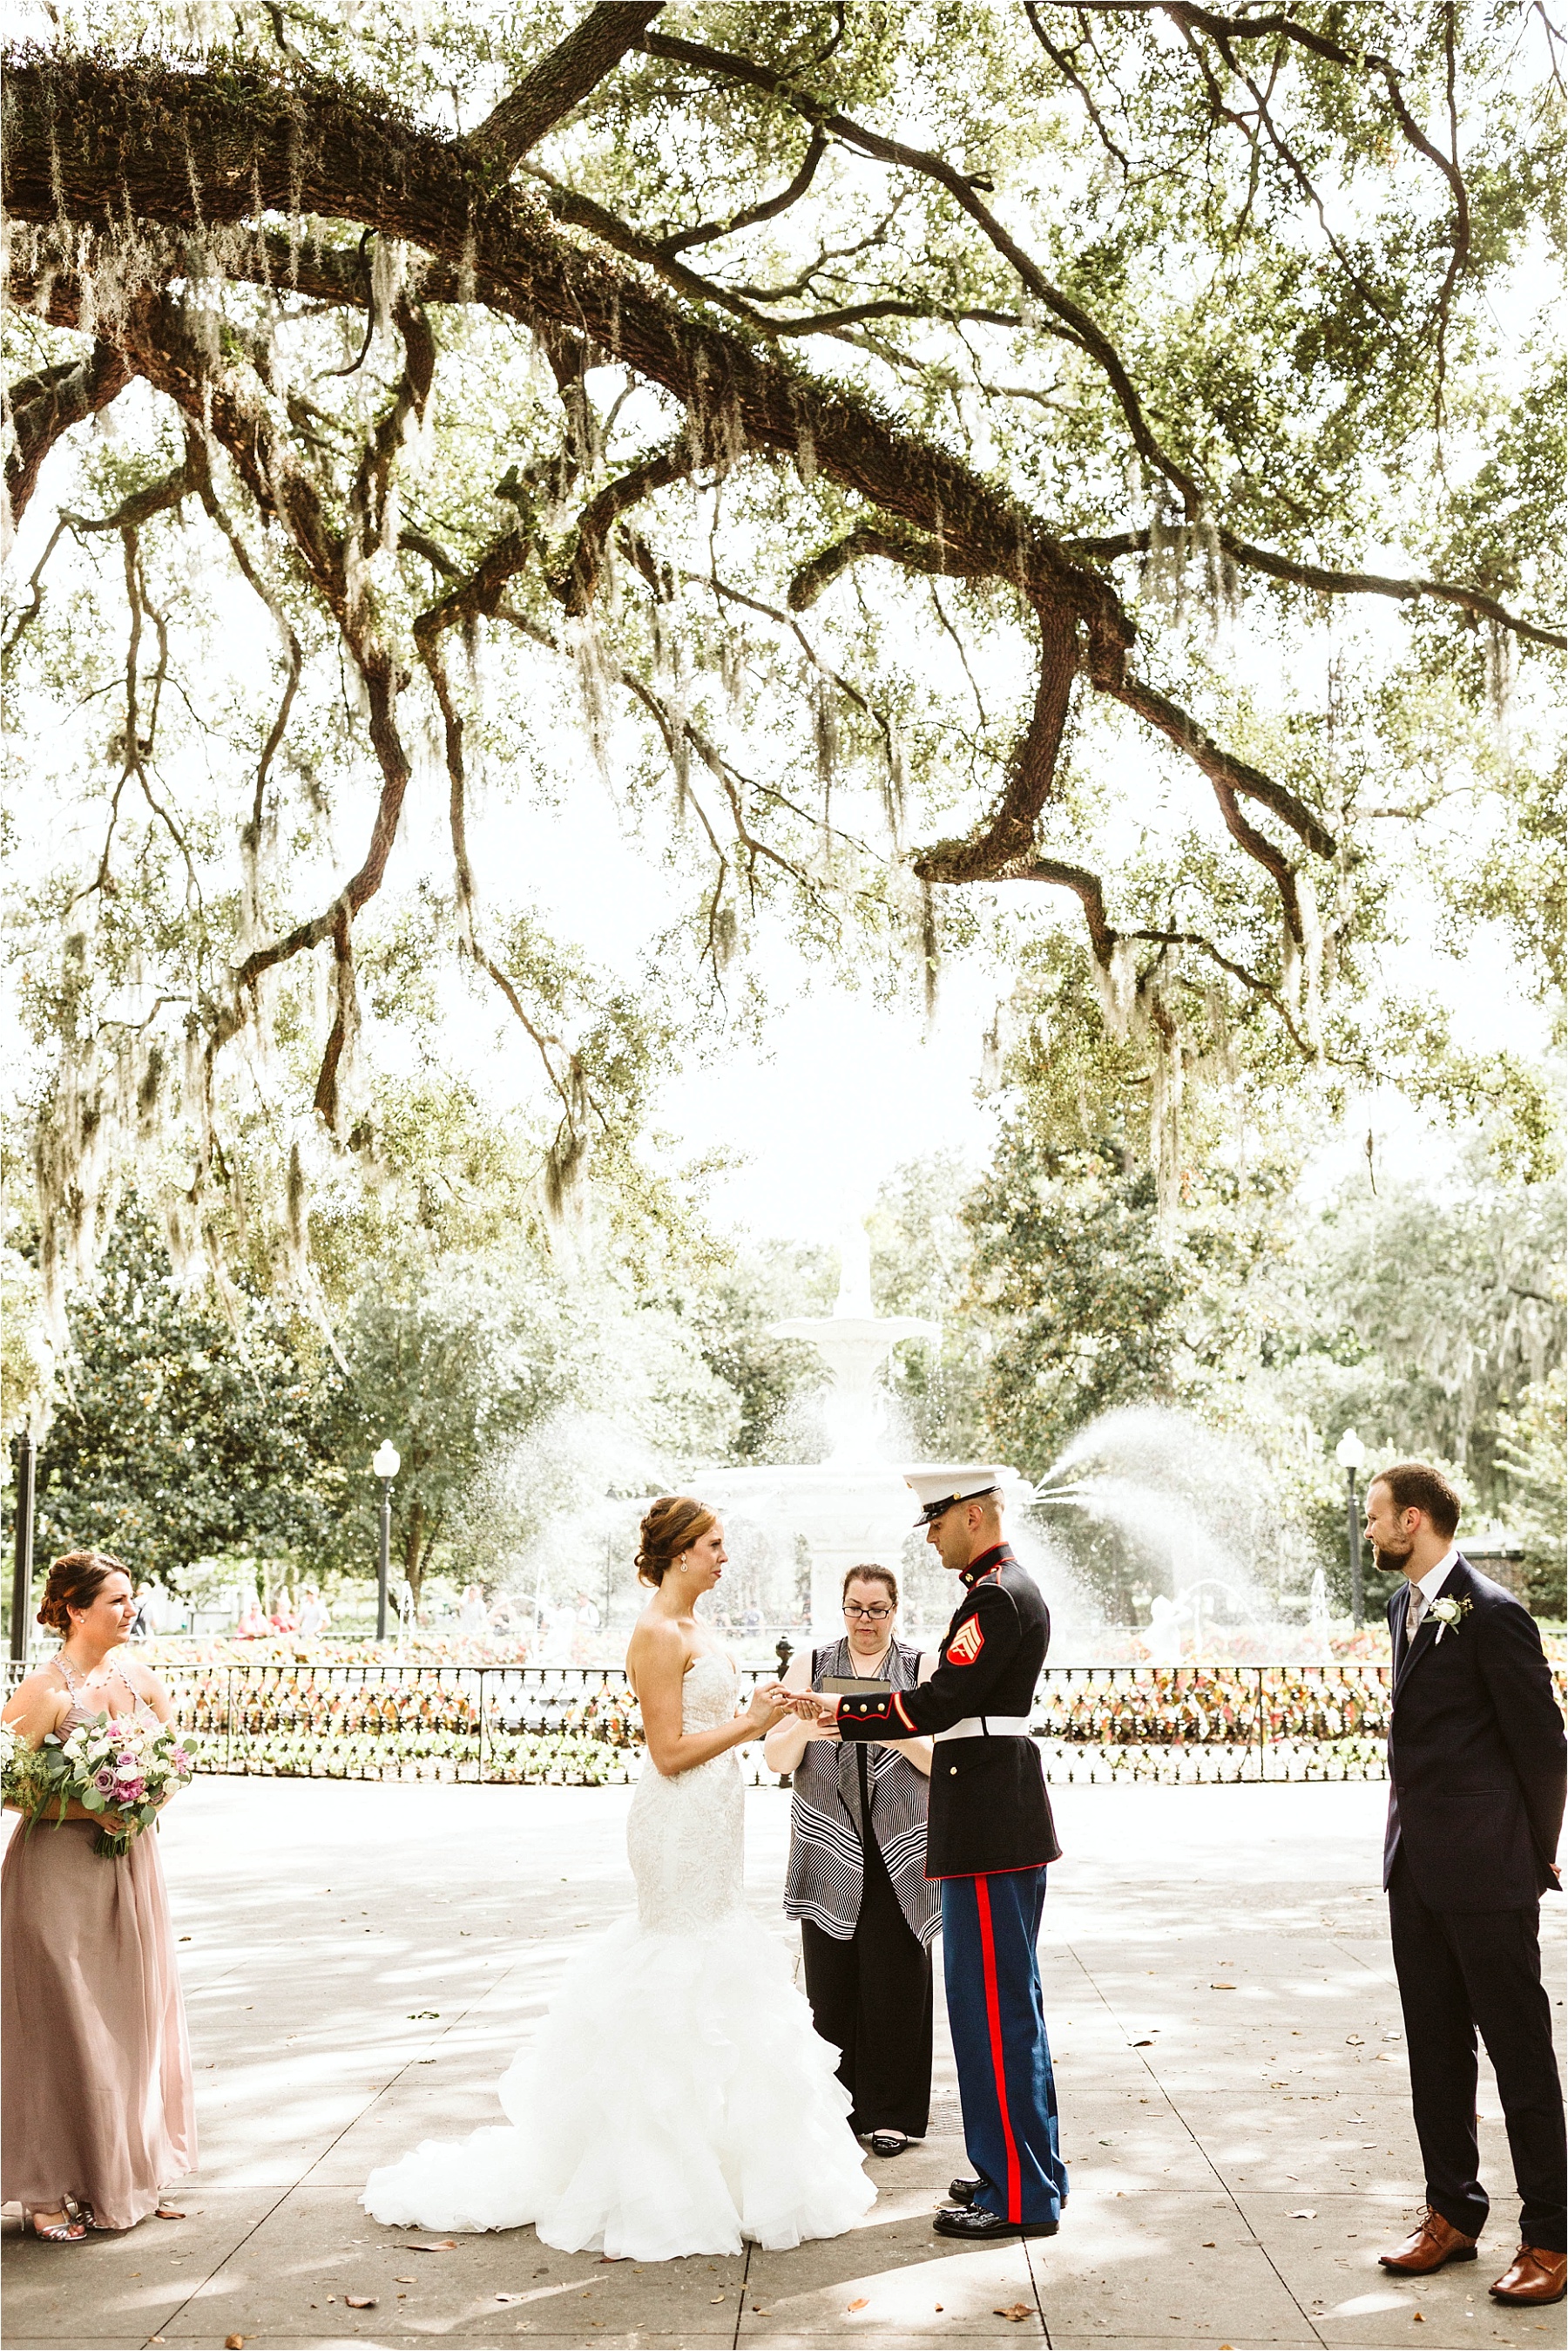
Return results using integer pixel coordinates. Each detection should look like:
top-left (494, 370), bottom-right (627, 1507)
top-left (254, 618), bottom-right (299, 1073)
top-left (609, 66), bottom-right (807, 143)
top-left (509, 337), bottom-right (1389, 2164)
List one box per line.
top-left (1428, 1595), bottom-right (1472, 1643)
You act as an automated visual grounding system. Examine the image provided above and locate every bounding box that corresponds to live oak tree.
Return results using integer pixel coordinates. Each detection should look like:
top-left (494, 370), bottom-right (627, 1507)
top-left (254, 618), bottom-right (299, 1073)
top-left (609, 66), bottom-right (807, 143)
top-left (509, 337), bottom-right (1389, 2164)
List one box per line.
top-left (3, 0), bottom-right (1562, 1335)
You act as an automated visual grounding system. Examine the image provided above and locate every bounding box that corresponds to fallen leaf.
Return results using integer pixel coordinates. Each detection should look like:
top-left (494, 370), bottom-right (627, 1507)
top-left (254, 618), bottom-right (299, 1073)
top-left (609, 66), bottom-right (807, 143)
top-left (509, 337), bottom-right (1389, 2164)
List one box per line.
top-left (1131, 2036), bottom-right (1153, 2046)
top-left (1288, 2209), bottom-right (1317, 2219)
top-left (848, 2297), bottom-right (870, 2311)
top-left (935, 2304), bottom-right (943, 2312)
top-left (710, 2294), bottom-right (726, 2304)
top-left (225, 2338), bottom-right (245, 2349)
top-left (496, 2292), bottom-right (528, 2303)
top-left (994, 2305), bottom-right (1033, 2323)
top-left (345, 2296), bottom-right (377, 2309)
top-left (154, 2208), bottom-right (186, 2220)
top-left (1346, 2034), bottom-right (1364, 2045)
top-left (1210, 1982), bottom-right (1236, 1990)
top-left (396, 2276), bottom-right (417, 2283)
top-left (1202, 2239), bottom-right (1216, 2247)
top-left (407, 2238), bottom-right (458, 2250)
top-left (408, 2010), bottom-right (439, 2020)
top-left (1413, 2314), bottom-right (1423, 2323)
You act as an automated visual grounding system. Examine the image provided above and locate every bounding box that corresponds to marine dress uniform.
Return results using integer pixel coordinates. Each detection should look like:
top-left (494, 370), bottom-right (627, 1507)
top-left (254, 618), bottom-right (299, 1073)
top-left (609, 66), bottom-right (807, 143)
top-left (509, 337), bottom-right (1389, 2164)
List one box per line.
top-left (830, 1470), bottom-right (1067, 2239)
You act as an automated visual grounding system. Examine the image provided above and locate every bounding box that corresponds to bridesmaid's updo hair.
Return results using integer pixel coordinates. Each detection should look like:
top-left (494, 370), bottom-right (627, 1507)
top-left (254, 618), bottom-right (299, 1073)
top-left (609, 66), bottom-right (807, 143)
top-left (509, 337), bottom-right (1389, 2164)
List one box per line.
top-left (636, 1497), bottom-right (715, 1588)
top-left (37, 1550), bottom-right (128, 1635)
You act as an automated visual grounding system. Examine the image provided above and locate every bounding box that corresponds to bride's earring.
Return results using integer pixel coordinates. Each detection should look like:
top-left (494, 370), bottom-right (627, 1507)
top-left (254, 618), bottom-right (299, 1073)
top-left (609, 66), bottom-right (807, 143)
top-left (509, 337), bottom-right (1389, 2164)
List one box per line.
top-left (677, 1555), bottom-right (690, 1572)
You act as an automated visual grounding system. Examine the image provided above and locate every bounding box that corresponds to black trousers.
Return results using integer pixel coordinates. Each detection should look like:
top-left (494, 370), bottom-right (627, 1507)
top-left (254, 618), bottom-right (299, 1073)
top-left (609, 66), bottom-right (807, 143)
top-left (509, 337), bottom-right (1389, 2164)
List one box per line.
top-left (1388, 1851), bottom-right (1566, 2250)
top-left (801, 1832), bottom-right (933, 2138)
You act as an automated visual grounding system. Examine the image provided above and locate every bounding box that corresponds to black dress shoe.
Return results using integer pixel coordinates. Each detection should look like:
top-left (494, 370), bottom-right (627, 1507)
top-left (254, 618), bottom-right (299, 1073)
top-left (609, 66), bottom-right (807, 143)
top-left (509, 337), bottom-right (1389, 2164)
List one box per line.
top-left (933, 2205), bottom-right (1058, 2241)
top-left (948, 2174), bottom-right (983, 2206)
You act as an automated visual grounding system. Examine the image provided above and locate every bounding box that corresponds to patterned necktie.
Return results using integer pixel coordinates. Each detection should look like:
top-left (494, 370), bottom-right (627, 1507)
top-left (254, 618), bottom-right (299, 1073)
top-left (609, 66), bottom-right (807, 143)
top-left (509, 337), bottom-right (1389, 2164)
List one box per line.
top-left (1406, 1585), bottom-right (1423, 1643)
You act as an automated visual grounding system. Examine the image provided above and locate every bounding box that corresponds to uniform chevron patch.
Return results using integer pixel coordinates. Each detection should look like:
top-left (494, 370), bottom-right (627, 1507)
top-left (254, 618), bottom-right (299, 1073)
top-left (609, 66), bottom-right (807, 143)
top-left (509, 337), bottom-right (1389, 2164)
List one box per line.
top-left (946, 1616), bottom-right (985, 1667)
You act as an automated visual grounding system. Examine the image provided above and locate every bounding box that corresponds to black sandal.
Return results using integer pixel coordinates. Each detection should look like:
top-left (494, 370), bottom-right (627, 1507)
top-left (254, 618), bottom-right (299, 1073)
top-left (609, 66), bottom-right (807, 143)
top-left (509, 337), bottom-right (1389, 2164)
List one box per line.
top-left (867, 2131), bottom-right (909, 2158)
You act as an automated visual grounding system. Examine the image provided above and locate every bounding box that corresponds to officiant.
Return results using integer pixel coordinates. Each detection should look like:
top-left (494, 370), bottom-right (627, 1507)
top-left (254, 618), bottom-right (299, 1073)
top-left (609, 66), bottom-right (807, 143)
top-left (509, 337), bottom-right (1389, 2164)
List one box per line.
top-left (766, 1564), bottom-right (939, 2157)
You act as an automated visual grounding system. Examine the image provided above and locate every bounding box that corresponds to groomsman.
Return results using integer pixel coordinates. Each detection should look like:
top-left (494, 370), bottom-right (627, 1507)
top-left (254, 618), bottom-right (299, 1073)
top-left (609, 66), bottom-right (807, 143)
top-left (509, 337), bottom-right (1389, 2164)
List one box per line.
top-left (1368, 1462), bottom-right (1566, 2307)
top-left (814, 1467), bottom-right (1068, 2240)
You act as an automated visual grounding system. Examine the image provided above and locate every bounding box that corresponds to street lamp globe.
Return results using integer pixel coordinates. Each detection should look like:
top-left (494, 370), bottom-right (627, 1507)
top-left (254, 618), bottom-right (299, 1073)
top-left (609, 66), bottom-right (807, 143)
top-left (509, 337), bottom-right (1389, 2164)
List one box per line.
top-left (1335, 1428), bottom-right (1367, 1474)
top-left (373, 1440), bottom-right (401, 1480)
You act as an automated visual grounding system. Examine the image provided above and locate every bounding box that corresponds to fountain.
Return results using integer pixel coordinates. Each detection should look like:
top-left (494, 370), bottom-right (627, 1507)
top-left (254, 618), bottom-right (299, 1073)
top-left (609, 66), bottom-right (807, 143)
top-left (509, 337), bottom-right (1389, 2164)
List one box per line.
top-left (698, 1218), bottom-right (1037, 1635)
top-left (1029, 1405), bottom-right (1309, 1658)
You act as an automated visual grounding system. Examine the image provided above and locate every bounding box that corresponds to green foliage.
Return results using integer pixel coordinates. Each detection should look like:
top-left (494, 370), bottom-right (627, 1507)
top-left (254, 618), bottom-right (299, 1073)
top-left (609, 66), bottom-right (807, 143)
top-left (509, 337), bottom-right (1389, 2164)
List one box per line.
top-left (1496, 1367), bottom-right (1567, 1616)
top-left (33, 1211), bottom-right (344, 1578)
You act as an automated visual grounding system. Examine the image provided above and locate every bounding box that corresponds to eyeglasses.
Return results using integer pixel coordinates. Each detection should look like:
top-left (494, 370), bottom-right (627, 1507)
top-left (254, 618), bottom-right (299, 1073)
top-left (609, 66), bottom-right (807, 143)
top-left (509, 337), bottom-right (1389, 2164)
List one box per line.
top-left (842, 1602), bottom-right (892, 1620)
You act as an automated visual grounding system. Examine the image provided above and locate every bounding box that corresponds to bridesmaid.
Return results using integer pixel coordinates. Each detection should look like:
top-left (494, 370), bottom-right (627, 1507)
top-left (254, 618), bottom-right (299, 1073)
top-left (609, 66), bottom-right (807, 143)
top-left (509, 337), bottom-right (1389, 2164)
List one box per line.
top-left (2, 1551), bottom-right (195, 2241)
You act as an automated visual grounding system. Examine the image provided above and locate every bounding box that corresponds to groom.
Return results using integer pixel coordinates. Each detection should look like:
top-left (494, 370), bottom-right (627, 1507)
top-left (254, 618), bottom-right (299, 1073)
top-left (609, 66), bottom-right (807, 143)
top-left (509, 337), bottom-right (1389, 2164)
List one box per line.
top-left (1369, 1461), bottom-right (1566, 2306)
top-left (807, 1467), bottom-right (1067, 2240)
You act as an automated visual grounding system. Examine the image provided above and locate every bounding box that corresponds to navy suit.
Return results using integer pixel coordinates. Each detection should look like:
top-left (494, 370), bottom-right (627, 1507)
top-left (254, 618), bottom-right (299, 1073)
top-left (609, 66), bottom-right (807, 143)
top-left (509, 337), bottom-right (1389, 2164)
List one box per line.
top-left (1383, 1556), bottom-right (1566, 2250)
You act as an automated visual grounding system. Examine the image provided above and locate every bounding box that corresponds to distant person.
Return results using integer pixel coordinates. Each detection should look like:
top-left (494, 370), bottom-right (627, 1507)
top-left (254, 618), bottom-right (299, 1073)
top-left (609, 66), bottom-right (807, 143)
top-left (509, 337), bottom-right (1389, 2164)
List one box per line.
top-left (1366, 1463), bottom-right (1565, 2307)
top-left (267, 1588), bottom-right (297, 1635)
top-left (234, 1593), bottom-right (267, 1639)
top-left (127, 1582), bottom-right (157, 1643)
top-left (542, 1601), bottom-right (576, 1665)
top-left (2, 1552), bottom-right (194, 2239)
top-left (457, 1584), bottom-right (488, 1636)
top-left (297, 1586), bottom-right (330, 1640)
top-left (767, 1564), bottom-right (937, 2158)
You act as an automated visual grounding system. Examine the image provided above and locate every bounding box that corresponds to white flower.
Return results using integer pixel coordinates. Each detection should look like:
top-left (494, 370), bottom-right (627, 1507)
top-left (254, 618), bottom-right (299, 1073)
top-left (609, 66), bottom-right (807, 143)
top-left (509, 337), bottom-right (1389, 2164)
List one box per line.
top-left (1428, 1595), bottom-right (1471, 1643)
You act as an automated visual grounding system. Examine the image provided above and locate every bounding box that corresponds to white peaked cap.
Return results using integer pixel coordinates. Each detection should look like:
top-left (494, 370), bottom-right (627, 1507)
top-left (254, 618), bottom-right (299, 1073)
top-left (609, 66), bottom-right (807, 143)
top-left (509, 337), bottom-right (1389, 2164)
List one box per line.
top-left (905, 1465), bottom-right (1005, 1527)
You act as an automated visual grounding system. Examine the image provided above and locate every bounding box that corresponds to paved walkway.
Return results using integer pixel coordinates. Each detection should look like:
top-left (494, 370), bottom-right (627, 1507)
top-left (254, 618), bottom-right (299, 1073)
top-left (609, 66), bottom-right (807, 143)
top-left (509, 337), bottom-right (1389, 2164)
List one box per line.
top-left (2, 1778), bottom-right (1562, 2351)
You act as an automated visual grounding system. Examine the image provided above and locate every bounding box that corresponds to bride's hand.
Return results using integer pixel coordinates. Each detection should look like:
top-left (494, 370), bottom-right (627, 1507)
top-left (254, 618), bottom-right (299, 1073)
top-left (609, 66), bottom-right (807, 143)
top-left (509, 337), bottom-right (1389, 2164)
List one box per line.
top-left (742, 1680), bottom-right (795, 1733)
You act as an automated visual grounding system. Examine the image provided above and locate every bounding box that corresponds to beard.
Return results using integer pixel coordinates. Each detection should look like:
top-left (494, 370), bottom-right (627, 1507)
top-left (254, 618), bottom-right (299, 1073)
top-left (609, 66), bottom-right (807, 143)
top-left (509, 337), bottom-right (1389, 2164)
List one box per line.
top-left (1373, 1541), bottom-right (1414, 1577)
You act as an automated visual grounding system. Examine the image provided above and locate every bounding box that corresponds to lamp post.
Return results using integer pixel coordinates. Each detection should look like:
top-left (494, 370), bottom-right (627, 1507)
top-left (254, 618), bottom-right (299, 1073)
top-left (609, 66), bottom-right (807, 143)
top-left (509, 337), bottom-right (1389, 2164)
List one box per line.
top-left (372, 1441), bottom-right (401, 1642)
top-left (10, 1427), bottom-right (37, 1665)
top-left (1335, 1427), bottom-right (1368, 1626)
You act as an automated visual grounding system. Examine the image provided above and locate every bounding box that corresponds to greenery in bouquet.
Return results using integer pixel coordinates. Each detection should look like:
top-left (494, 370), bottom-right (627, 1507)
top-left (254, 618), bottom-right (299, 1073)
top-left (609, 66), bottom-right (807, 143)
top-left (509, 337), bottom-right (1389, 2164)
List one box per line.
top-left (0, 1719), bottom-right (47, 1815)
top-left (25, 1710), bottom-right (195, 1859)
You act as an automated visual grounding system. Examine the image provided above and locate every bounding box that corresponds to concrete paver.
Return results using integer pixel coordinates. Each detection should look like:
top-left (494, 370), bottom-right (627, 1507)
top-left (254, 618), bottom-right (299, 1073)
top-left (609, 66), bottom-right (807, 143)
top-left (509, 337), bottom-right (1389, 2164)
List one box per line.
top-left (2, 1777), bottom-right (1562, 2351)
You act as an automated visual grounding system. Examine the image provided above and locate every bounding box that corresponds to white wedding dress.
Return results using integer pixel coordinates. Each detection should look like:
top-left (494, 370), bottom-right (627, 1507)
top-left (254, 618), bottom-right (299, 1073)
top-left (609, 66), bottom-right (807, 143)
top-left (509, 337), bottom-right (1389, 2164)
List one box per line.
top-left (361, 1655), bottom-right (874, 2260)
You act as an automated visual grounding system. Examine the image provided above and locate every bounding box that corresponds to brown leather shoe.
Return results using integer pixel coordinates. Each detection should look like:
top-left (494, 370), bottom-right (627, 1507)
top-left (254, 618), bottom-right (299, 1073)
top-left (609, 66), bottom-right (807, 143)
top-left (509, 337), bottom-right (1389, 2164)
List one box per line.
top-left (1490, 2246), bottom-right (1567, 2305)
top-left (1378, 2205), bottom-right (1480, 2273)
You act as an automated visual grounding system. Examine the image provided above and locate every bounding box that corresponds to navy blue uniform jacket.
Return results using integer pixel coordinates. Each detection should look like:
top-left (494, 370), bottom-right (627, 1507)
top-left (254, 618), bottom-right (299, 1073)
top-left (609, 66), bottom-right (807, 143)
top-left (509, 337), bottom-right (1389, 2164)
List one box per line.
top-left (1383, 1555), bottom-right (1565, 1912)
top-left (835, 1544), bottom-right (1060, 1880)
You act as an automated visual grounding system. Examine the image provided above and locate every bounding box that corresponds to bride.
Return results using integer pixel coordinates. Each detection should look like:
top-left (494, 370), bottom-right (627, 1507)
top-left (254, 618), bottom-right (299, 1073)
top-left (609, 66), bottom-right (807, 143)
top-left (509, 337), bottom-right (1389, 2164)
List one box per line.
top-left (362, 1497), bottom-right (874, 2261)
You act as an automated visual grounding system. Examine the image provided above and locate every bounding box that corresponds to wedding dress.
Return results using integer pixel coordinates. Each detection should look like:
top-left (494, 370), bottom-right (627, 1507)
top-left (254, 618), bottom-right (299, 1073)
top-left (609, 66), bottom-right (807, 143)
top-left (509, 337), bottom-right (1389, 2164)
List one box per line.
top-left (362, 1655), bottom-right (874, 2260)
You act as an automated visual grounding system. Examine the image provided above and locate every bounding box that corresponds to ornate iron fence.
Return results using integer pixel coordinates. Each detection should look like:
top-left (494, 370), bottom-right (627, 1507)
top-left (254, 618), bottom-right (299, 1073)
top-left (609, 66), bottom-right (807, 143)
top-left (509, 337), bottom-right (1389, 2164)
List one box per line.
top-left (9, 1659), bottom-right (1561, 1785)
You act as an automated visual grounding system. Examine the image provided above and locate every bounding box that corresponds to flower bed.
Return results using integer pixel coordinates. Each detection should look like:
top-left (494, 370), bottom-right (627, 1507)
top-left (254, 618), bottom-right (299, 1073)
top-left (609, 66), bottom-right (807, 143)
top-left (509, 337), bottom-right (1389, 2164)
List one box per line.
top-left (37, 1659), bottom-right (1551, 1786)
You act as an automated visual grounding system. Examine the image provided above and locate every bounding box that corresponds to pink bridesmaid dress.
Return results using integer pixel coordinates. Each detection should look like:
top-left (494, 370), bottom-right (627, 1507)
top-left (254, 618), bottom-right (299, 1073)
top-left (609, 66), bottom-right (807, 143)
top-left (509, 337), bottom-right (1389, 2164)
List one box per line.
top-left (2, 1660), bottom-right (195, 2231)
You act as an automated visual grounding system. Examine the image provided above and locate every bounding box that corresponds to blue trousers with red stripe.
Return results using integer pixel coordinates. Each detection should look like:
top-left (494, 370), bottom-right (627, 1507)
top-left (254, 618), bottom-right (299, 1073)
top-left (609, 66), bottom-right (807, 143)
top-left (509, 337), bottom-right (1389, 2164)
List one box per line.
top-left (940, 1867), bottom-right (1068, 2225)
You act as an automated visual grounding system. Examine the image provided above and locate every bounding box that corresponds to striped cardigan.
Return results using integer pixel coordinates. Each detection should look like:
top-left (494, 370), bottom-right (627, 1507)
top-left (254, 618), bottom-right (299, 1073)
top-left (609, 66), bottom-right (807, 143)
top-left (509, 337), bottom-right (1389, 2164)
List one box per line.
top-left (783, 1636), bottom-right (940, 1947)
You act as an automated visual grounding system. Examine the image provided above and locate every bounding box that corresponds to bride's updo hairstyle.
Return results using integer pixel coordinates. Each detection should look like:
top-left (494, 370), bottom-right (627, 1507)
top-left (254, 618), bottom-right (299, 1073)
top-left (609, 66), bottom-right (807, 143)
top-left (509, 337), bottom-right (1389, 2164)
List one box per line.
top-left (636, 1497), bottom-right (715, 1588)
top-left (37, 1549), bottom-right (127, 1635)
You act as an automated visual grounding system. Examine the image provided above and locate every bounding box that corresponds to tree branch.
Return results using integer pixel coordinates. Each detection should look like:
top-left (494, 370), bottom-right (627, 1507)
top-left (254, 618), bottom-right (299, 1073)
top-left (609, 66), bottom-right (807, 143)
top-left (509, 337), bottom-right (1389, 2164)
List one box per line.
top-left (4, 339), bottom-right (132, 525)
top-left (1064, 524), bottom-right (1565, 650)
top-left (466, 1), bottom-right (665, 174)
top-left (639, 27), bottom-right (1205, 514)
top-left (659, 125), bottom-right (828, 255)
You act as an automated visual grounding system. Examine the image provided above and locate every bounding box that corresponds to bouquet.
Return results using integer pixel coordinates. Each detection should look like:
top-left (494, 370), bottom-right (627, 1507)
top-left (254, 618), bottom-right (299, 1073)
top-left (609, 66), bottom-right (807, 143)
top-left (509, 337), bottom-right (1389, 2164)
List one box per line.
top-left (22, 1711), bottom-right (195, 1859)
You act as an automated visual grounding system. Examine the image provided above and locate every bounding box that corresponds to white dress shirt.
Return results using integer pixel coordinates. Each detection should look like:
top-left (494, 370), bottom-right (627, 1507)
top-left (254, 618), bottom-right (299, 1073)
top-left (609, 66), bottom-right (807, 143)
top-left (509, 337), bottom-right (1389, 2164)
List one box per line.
top-left (1404, 1546), bottom-right (1460, 1636)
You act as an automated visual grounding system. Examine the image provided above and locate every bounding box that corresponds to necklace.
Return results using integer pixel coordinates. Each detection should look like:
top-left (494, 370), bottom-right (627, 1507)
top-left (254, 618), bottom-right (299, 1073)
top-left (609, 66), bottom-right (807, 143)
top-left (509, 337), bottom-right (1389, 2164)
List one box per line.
top-left (57, 1651), bottom-right (135, 1701)
top-left (846, 1639), bottom-right (892, 1680)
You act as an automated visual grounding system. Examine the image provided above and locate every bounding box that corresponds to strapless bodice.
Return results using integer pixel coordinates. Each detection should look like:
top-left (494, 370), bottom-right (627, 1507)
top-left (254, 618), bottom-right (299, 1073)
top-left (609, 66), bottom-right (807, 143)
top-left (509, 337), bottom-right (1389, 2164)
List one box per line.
top-left (625, 1651), bottom-right (744, 1932)
top-left (678, 1652), bottom-right (740, 1732)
